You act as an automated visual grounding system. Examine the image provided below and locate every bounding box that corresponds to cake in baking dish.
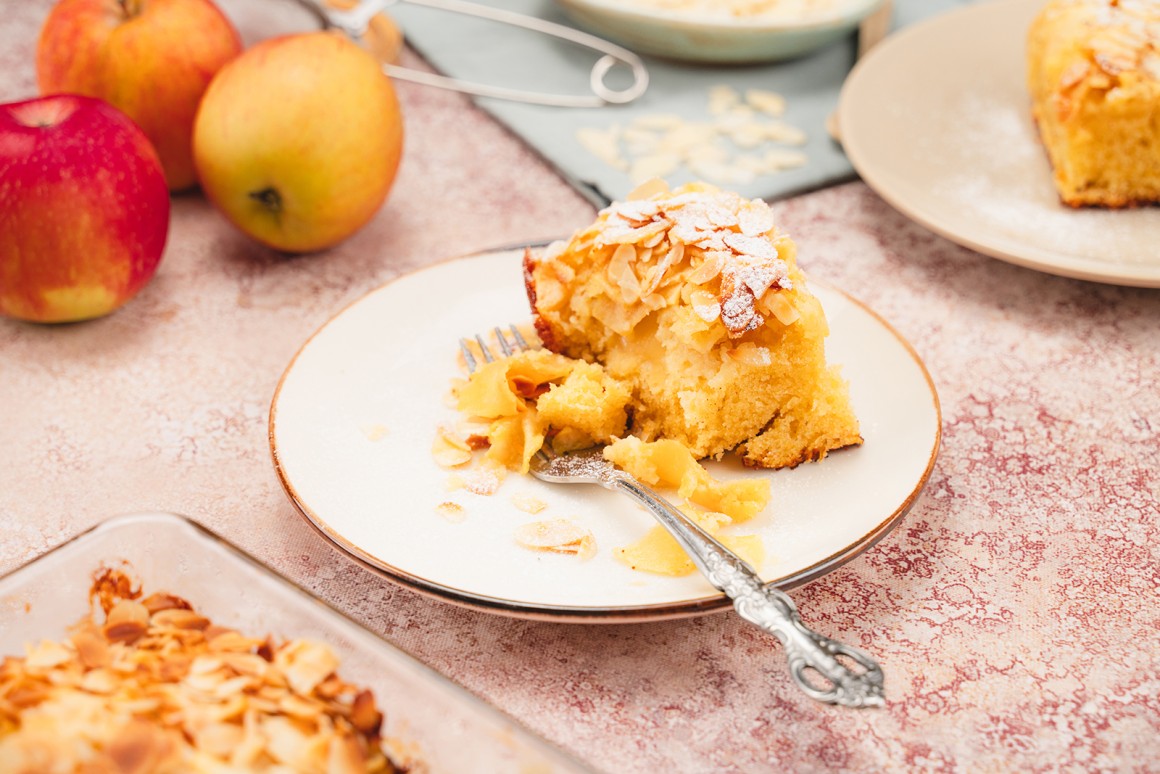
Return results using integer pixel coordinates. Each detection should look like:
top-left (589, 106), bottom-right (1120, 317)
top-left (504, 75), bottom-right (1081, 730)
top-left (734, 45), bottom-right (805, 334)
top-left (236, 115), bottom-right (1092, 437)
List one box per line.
top-left (1027, 0), bottom-right (1160, 207)
top-left (523, 180), bottom-right (861, 469)
top-left (0, 569), bottom-right (406, 773)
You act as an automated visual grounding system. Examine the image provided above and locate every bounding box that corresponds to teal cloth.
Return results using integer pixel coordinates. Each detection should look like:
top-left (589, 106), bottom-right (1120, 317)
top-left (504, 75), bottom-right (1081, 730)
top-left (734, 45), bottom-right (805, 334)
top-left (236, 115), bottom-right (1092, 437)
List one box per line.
top-left (390, 0), bottom-right (968, 206)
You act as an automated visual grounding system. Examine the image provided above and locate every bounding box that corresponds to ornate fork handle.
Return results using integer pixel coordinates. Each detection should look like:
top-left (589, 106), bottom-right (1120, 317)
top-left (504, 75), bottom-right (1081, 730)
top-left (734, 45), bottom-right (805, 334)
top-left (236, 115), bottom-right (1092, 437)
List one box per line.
top-left (612, 474), bottom-right (885, 708)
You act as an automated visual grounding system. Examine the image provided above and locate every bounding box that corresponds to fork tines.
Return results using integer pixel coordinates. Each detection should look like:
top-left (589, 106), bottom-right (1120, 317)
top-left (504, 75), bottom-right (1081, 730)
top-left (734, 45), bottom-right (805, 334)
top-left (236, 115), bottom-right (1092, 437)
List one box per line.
top-left (459, 325), bottom-right (531, 374)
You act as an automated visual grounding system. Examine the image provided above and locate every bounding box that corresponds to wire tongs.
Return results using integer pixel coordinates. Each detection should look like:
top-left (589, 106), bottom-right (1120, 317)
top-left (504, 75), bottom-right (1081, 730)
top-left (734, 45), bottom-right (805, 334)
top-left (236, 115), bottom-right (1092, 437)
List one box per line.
top-left (295, 0), bottom-right (649, 108)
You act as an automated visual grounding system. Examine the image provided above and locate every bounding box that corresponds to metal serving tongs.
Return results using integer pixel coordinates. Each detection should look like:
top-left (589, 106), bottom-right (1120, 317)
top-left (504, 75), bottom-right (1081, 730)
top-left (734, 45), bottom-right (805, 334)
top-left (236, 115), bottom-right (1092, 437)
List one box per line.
top-left (292, 0), bottom-right (649, 108)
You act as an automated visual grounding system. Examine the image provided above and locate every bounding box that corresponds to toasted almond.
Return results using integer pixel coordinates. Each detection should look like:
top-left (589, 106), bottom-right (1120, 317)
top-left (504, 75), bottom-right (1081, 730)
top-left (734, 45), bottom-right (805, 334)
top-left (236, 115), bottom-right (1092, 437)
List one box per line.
top-left (152, 608), bottom-right (211, 631)
top-left (690, 289), bottom-right (722, 323)
top-left (686, 251), bottom-right (724, 285)
top-left (514, 519), bottom-right (597, 559)
top-left (274, 640), bottom-right (340, 696)
top-left (141, 592), bottom-right (193, 615)
top-left (764, 291), bottom-right (801, 325)
top-left (25, 640), bottom-right (74, 669)
top-left (432, 430), bottom-right (473, 468)
top-left (745, 87), bottom-right (786, 116)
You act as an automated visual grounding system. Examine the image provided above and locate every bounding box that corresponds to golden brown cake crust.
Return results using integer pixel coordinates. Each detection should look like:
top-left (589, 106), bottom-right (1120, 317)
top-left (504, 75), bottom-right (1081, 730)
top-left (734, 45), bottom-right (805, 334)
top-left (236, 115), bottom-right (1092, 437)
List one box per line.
top-left (1027, 0), bottom-right (1160, 208)
top-left (523, 247), bottom-right (561, 354)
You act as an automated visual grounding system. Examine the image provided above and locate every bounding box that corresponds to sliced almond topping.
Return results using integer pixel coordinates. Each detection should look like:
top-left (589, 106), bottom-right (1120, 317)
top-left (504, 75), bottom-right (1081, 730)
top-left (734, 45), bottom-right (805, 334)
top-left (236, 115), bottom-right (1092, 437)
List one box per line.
top-left (687, 251), bottom-right (724, 285)
top-left (764, 292), bottom-right (801, 325)
top-left (600, 219), bottom-right (672, 246)
top-left (723, 231), bottom-right (778, 262)
top-left (141, 593), bottom-right (193, 615)
top-left (274, 640), bottom-right (339, 696)
top-left (104, 599), bottom-right (150, 645)
top-left (644, 241), bottom-right (684, 295)
top-left (737, 201), bottom-right (776, 237)
top-left (25, 640), bottom-right (73, 669)
top-left (690, 289), bottom-right (722, 323)
top-left (151, 608), bottom-right (211, 631)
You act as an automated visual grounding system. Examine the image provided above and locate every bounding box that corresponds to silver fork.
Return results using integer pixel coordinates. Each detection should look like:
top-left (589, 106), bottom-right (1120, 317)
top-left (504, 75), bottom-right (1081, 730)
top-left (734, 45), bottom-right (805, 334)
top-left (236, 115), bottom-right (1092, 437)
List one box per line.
top-left (461, 326), bottom-right (886, 709)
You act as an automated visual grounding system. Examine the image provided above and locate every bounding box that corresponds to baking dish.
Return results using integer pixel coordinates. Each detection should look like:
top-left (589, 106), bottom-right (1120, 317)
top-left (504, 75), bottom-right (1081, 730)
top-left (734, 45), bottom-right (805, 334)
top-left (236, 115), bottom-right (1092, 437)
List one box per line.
top-left (0, 511), bottom-right (594, 773)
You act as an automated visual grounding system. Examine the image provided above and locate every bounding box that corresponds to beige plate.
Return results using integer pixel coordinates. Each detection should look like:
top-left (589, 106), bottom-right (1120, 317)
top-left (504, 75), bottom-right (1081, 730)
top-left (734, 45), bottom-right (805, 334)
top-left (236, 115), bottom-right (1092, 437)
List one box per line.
top-left (269, 248), bottom-right (941, 622)
top-left (838, 0), bottom-right (1160, 288)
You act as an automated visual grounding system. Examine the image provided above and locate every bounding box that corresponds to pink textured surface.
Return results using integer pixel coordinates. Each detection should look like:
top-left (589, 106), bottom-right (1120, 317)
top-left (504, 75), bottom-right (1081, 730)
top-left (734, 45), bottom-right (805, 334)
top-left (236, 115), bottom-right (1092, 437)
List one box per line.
top-left (2, 3), bottom-right (1159, 772)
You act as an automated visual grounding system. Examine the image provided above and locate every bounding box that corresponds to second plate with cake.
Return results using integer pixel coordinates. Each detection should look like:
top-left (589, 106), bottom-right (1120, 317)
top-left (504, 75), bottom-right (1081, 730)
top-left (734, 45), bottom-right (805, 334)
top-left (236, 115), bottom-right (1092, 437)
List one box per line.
top-left (837, 0), bottom-right (1160, 287)
top-left (269, 246), bottom-right (940, 622)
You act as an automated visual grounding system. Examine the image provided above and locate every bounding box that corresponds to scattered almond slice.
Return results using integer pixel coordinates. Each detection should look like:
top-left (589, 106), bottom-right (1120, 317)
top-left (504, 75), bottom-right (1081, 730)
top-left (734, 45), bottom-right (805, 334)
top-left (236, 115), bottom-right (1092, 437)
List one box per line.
top-left (745, 88), bottom-right (786, 117)
top-left (575, 84), bottom-right (809, 187)
top-left (432, 427), bottom-right (472, 468)
top-left (514, 519), bottom-right (596, 560)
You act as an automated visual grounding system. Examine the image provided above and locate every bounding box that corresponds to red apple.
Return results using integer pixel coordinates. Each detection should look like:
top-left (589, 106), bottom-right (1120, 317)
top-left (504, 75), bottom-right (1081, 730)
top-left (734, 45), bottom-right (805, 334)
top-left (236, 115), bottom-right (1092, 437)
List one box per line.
top-left (0, 95), bottom-right (170, 323)
top-left (36, 0), bottom-right (243, 191)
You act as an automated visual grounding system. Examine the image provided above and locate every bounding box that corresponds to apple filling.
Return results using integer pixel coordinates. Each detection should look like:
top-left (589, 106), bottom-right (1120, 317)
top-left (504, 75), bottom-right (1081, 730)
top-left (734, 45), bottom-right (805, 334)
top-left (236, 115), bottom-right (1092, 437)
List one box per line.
top-left (443, 346), bottom-right (768, 576)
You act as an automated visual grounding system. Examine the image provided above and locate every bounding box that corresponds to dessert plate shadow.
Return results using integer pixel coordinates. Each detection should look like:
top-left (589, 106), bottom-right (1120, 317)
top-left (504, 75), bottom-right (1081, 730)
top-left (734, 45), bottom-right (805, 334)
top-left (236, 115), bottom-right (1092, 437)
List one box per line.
top-left (838, 0), bottom-right (1160, 287)
top-left (269, 248), bottom-right (941, 622)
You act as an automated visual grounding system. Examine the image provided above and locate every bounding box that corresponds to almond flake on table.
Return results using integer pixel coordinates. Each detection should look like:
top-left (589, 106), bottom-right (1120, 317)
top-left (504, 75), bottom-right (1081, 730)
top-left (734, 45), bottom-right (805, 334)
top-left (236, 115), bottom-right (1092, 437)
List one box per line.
top-left (575, 84), bottom-right (809, 186)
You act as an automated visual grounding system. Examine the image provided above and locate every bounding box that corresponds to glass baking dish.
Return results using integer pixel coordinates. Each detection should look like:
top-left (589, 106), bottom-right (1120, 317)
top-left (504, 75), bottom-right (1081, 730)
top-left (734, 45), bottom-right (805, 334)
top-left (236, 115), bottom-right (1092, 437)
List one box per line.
top-left (0, 512), bottom-right (594, 773)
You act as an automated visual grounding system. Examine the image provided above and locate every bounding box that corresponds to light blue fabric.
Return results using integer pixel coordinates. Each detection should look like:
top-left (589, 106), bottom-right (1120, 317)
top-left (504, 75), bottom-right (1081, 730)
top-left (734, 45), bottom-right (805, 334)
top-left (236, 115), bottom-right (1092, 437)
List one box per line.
top-left (391, 0), bottom-right (970, 206)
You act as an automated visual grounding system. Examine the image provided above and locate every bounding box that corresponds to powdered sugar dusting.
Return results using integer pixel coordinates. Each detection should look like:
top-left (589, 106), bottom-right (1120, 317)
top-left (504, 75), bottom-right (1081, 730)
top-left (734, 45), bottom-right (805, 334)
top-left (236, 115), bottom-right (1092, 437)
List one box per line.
top-left (916, 92), bottom-right (1160, 273)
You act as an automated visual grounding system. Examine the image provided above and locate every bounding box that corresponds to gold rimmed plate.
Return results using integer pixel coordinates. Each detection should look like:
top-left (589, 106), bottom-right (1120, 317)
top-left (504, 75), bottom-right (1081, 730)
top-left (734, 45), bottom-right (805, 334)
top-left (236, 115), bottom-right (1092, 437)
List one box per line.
top-left (269, 248), bottom-right (941, 622)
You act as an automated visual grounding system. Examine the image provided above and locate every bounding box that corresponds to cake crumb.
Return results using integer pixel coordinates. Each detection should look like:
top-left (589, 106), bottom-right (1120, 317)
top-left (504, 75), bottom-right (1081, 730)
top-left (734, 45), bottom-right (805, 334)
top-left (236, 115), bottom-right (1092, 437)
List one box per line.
top-left (362, 424), bottom-right (388, 441)
top-left (436, 501), bottom-right (466, 523)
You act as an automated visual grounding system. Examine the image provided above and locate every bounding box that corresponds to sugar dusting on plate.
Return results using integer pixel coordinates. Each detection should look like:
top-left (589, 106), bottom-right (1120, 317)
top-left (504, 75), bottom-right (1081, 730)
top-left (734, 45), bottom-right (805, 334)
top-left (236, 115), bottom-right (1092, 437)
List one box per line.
top-left (930, 94), bottom-right (1160, 268)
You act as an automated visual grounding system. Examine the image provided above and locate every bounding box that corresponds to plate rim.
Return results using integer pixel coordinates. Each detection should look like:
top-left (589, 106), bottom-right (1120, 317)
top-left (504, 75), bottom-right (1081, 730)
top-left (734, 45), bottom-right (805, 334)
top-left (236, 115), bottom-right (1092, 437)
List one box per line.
top-left (837, 0), bottom-right (1160, 288)
top-left (269, 247), bottom-right (943, 623)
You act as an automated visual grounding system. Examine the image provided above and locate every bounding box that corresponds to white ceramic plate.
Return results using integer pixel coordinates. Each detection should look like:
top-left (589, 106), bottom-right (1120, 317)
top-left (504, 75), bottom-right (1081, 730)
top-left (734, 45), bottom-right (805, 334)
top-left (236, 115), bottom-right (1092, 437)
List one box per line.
top-left (838, 0), bottom-right (1160, 287)
top-left (270, 248), bottom-right (940, 622)
top-left (555, 0), bottom-right (885, 64)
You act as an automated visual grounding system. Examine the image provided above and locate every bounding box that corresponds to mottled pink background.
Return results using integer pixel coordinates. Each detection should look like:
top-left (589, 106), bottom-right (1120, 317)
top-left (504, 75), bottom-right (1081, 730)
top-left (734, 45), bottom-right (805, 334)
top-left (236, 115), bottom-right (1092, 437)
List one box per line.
top-left (2, 2), bottom-right (1158, 772)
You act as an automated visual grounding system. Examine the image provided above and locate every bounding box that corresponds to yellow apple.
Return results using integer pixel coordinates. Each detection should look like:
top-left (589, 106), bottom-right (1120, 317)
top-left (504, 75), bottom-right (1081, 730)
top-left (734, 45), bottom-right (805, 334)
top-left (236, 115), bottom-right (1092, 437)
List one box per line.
top-left (192, 31), bottom-right (404, 253)
top-left (37, 0), bottom-right (243, 191)
top-left (0, 95), bottom-right (170, 323)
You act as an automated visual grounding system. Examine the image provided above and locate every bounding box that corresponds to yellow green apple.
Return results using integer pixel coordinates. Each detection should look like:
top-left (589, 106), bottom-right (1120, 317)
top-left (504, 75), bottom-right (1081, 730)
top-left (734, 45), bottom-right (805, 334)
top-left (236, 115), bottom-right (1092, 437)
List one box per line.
top-left (192, 31), bottom-right (405, 253)
top-left (0, 95), bottom-right (170, 323)
top-left (37, 0), bottom-right (243, 191)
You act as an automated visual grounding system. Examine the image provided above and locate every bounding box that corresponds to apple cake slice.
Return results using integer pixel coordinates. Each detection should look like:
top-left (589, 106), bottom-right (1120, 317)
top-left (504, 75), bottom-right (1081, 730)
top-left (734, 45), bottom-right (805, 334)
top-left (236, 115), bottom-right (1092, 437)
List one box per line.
top-left (1027, 0), bottom-right (1160, 207)
top-left (523, 180), bottom-right (861, 469)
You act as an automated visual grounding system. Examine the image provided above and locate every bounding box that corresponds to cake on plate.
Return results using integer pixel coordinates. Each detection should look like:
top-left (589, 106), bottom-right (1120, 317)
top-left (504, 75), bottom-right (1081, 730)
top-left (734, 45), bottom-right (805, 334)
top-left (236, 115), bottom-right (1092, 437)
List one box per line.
top-left (1027, 0), bottom-right (1160, 207)
top-left (523, 180), bottom-right (861, 469)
